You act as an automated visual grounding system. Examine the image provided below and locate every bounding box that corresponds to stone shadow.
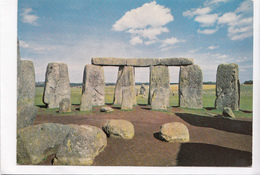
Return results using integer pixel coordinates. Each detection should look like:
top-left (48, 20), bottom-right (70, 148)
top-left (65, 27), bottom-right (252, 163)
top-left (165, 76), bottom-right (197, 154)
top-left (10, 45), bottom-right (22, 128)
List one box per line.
top-left (176, 113), bottom-right (252, 135)
top-left (36, 105), bottom-right (47, 108)
top-left (177, 143), bottom-right (252, 166)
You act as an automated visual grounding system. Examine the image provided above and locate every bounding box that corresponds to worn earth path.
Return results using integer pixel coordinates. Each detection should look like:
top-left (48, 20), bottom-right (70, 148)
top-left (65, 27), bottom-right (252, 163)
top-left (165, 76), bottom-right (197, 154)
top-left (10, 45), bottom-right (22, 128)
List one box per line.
top-left (34, 105), bottom-right (252, 166)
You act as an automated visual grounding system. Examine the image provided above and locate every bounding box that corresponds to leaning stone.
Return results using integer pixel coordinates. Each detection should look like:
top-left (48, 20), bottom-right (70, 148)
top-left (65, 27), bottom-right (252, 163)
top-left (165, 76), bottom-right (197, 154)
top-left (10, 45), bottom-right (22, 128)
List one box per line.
top-left (43, 63), bottom-right (71, 108)
top-left (17, 60), bottom-right (36, 106)
top-left (179, 64), bottom-right (203, 109)
top-left (121, 88), bottom-right (134, 110)
top-left (113, 66), bottom-right (136, 105)
top-left (81, 65), bottom-right (105, 107)
top-left (102, 120), bottom-right (134, 139)
top-left (17, 123), bottom-right (72, 164)
top-left (59, 98), bottom-right (71, 113)
top-left (160, 58), bottom-right (194, 66)
top-left (17, 105), bottom-right (37, 130)
top-left (148, 66), bottom-right (170, 107)
top-left (127, 58), bottom-right (160, 67)
top-left (223, 107), bottom-right (236, 118)
top-left (100, 106), bottom-right (114, 113)
top-left (92, 57), bottom-right (127, 66)
top-left (159, 122), bottom-right (189, 143)
top-left (151, 88), bottom-right (167, 110)
top-left (54, 124), bottom-right (107, 166)
top-left (215, 63), bottom-right (240, 111)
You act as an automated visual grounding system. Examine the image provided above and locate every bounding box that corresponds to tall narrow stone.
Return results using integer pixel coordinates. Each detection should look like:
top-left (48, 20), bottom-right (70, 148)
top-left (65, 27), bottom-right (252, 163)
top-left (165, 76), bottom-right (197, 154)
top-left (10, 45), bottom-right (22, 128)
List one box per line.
top-left (148, 66), bottom-right (170, 109)
top-left (43, 63), bottom-right (71, 108)
top-left (215, 63), bottom-right (240, 111)
top-left (179, 64), bottom-right (203, 109)
top-left (121, 88), bottom-right (134, 110)
top-left (113, 66), bottom-right (136, 106)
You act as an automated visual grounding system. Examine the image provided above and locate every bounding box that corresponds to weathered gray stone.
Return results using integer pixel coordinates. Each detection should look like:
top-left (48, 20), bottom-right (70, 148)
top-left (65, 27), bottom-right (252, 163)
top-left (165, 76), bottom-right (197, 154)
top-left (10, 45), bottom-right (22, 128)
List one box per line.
top-left (113, 66), bottom-right (136, 105)
top-left (127, 58), bottom-right (160, 67)
top-left (121, 88), bottom-right (134, 110)
top-left (17, 123), bottom-right (72, 164)
top-left (215, 63), bottom-right (240, 111)
top-left (160, 58), bottom-right (194, 66)
top-left (17, 105), bottom-right (37, 130)
top-left (148, 66), bottom-right (170, 108)
top-left (81, 65), bottom-right (105, 107)
top-left (159, 122), bottom-right (189, 143)
top-left (100, 106), bottom-right (114, 113)
top-left (102, 120), bottom-right (134, 139)
top-left (43, 63), bottom-right (71, 108)
top-left (54, 124), bottom-right (107, 166)
top-left (223, 107), bottom-right (236, 118)
top-left (92, 57), bottom-right (127, 66)
top-left (80, 87), bottom-right (92, 111)
top-left (151, 88), bottom-right (167, 110)
top-left (59, 98), bottom-right (71, 113)
top-left (179, 64), bottom-right (203, 109)
top-left (140, 84), bottom-right (146, 95)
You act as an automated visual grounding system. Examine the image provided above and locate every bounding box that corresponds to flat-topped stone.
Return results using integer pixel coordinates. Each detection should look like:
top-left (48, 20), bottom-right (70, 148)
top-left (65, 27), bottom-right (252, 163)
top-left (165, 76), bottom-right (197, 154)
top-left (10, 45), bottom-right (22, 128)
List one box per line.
top-left (92, 57), bottom-right (194, 67)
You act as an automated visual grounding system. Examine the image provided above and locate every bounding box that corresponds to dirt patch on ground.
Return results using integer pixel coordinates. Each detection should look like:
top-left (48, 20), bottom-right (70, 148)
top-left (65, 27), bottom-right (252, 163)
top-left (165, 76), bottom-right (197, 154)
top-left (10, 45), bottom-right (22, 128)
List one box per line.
top-left (34, 105), bottom-right (252, 167)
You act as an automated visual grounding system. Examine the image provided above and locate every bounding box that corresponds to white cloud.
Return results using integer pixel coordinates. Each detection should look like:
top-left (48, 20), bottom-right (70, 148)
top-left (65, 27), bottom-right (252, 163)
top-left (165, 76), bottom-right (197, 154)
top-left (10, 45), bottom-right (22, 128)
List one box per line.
top-left (194, 13), bottom-right (218, 27)
top-left (204, 0), bottom-right (229, 6)
top-left (235, 0), bottom-right (253, 14)
top-left (197, 28), bottom-right (218, 35)
top-left (208, 45), bottom-right (219, 50)
top-left (20, 8), bottom-right (39, 26)
top-left (183, 7), bottom-right (212, 18)
top-left (218, 12), bottom-right (241, 24)
top-left (19, 40), bottom-right (30, 48)
top-left (160, 37), bottom-right (185, 48)
top-left (189, 49), bottom-right (199, 53)
top-left (112, 1), bottom-right (174, 45)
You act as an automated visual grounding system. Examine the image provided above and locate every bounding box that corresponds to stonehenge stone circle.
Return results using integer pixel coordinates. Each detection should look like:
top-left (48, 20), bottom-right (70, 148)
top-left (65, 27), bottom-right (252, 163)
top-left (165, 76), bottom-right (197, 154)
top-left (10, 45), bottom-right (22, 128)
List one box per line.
top-left (179, 64), bottom-right (203, 109)
top-left (43, 63), bottom-right (71, 108)
top-left (81, 64), bottom-right (105, 107)
top-left (148, 65), bottom-right (170, 109)
top-left (215, 63), bottom-right (240, 111)
top-left (113, 66), bottom-right (136, 106)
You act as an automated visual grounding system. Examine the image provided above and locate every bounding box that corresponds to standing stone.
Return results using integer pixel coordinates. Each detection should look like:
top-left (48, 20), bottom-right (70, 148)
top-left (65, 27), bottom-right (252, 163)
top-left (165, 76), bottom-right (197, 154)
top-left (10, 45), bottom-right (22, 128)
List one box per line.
top-left (80, 65), bottom-right (105, 109)
top-left (59, 98), bottom-right (71, 113)
top-left (139, 84), bottom-right (146, 95)
top-left (148, 66), bottom-right (170, 109)
top-left (215, 63), bottom-right (240, 111)
top-left (121, 88), bottom-right (134, 110)
top-left (113, 66), bottom-right (136, 106)
top-left (80, 87), bottom-right (92, 111)
top-left (179, 64), bottom-right (203, 109)
top-left (43, 63), bottom-right (71, 108)
top-left (151, 88), bottom-right (167, 110)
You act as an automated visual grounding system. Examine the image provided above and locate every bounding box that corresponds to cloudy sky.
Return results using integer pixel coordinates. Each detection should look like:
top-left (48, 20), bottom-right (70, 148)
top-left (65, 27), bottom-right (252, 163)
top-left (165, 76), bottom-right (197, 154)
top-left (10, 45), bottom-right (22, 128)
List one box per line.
top-left (18, 0), bottom-right (253, 83)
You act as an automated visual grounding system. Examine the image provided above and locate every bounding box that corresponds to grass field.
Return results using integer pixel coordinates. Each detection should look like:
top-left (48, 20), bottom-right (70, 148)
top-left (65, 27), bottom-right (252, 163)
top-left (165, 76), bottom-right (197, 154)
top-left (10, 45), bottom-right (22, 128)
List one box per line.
top-left (35, 84), bottom-right (253, 111)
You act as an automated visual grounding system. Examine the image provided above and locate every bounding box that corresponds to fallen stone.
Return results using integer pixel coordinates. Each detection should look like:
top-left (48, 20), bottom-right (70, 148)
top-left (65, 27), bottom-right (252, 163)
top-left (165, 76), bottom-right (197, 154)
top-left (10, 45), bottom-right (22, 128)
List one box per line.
top-left (100, 106), bottom-right (114, 113)
top-left (179, 64), bottom-right (203, 109)
top-left (54, 124), bottom-right (107, 166)
top-left (81, 65), bottom-right (105, 107)
top-left (151, 88), bottom-right (167, 110)
top-left (59, 98), bottom-right (71, 113)
top-left (215, 63), bottom-right (240, 111)
top-left (102, 119), bottom-right (134, 139)
top-left (160, 58), bottom-right (194, 66)
top-left (127, 58), bottom-right (160, 67)
top-left (121, 88), bottom-right (134, 110)
top-left (92, 57), bottom-right (127, 66)
top-left (159, 122), bottom-right (189, 143)
top-left (17, 105), bottom-right (37, 130)
top-left (223, 107), bottom-right (236, 118)
top-left (43, 63), bottom-right (71, 108)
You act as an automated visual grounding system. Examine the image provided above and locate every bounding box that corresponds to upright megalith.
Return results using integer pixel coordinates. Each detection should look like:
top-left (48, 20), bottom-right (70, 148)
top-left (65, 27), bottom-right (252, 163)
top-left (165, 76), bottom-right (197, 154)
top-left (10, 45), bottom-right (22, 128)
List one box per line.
top-left (80, 65), bottom-right (105, 111)
top-left (113, 66), bottom-right (136, 106)
top-left (121, 88), bottom-right (134, 110)
top-left (179, 64), bottom-right (203, 109)
top-left (140, 84), bottom-right (146, 95)
top-left (43, 63), bottom-right (71, 108)
top-left (148, 66), bottom-right (170, 109)
top-left (215, 63), bottom-right (240, 111)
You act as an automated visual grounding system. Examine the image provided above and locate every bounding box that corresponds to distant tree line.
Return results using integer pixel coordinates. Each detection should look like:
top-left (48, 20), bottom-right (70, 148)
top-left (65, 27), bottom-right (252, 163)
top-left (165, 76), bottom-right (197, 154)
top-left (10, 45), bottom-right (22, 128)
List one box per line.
top-left (244, 80), bottom-right (253, 84)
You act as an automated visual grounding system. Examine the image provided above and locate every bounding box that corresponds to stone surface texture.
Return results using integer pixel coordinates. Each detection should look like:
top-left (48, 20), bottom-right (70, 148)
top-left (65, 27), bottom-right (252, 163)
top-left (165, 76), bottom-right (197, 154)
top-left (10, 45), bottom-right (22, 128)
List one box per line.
top-left (127, 58), bottom-right (160, 67)
top-left (121, 88), bottom-right (134, 110)
top-left (100, 106), bottom-right (114, 113)
top-left (179, 64), bottom-right (203, 109)
top-left (81, 65), bottom-right (105, 109)
top-left (113, 66), bottom-right (136, 106)
top-left (54, 124), bottom-right (107, 166)
top-left (92, 57), bottom-right (127, 66)
top-left (148, 66), bottom-right (170, 109)
top-left (159, 122), bottom-right (190, 143)
top-left (102, 120), bottom-right (135, 139)
top-left (215, 63), bottom-right (240, 111)
top-left (17, 105), bottom-right (38, 130)
top-left (160, 58), bottom-right (194, 66)
top-left (223, 107), bottom-right (236, 118)
top-left (59, 98), bottom-right (71, 113)
top-left (139, 84), bottom-right (146, 95)
top-left (151, 88), bottom-right (167, 110)
top-left (43, 63), bottom-right (71, 108)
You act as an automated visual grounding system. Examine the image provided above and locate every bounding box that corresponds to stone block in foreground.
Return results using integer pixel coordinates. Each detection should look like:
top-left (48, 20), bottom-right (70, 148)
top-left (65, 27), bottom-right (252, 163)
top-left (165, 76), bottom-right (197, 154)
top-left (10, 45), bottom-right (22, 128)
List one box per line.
top-left (215, 63), bottom-right (240, 111)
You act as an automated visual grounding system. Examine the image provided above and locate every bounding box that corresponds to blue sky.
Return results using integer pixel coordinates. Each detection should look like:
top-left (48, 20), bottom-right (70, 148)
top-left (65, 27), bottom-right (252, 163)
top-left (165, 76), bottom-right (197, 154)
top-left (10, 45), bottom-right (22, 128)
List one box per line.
top-left (18, 0), bottom-right (253, 83)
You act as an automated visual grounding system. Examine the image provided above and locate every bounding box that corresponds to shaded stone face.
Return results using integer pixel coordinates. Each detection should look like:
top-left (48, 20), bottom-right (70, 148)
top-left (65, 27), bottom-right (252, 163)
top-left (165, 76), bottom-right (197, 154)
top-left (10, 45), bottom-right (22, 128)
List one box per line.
top-left (179, 64), bottom-right (203, 109)
top-left (215, 63), bottom-right (240, 111)
top-left (113, 66), bottom-right (136, 106)
top-left (148, 66), bottom-right (170, 109)
top-left (43, 63), bottom-right (71, 108)
top-left (81, 65), bottom-right (105, 108)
